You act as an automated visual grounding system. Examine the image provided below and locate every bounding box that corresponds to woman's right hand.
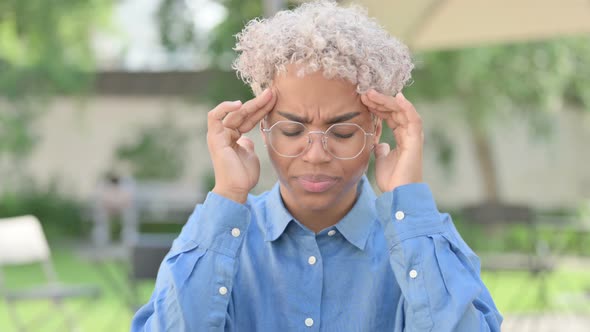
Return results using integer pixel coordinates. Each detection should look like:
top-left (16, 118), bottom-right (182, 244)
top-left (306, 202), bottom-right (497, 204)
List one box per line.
top-left (207, 88), bottom-right (276, 203)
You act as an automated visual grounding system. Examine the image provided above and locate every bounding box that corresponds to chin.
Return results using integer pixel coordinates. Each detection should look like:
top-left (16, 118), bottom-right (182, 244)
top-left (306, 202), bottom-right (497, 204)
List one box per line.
top-left (291, 192), bottom-right (340, 211)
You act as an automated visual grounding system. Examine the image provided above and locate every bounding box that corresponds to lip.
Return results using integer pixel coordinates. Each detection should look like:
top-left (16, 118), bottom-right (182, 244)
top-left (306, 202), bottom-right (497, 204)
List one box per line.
top-left (295, 174), bottom-right (339, 193)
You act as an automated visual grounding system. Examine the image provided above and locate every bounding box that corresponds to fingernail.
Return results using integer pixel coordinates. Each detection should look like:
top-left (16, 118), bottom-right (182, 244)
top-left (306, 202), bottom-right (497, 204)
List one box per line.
top-left (232, 100), bottom-right (242, 105)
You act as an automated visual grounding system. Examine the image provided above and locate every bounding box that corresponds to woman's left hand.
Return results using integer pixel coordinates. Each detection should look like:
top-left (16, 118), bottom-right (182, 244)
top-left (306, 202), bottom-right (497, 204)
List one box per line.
top-left (361, 89), bottom-right (424, 193)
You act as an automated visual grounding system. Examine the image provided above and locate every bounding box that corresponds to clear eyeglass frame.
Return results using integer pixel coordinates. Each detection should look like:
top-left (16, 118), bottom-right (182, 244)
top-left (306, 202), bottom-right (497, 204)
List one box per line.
top-left (262, 120), bottom-right (376, 160)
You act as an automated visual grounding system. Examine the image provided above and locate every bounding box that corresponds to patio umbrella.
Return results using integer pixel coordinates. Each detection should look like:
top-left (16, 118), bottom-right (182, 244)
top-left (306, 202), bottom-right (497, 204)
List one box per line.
top-left (347, 0), bottom-right (590, 51)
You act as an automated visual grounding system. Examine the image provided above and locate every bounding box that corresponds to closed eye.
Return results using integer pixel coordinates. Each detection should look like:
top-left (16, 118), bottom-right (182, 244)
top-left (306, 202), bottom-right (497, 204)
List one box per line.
top-left (331, 132), bottom-right (354, 139)
top-left (280, 129), bottom-right (305, 137)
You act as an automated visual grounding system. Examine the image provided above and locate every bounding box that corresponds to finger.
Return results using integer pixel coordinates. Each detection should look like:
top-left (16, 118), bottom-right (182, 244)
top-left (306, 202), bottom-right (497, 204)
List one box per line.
top-left (237, 89), bottom-right (277, 134)
top-left (367, 105), bottom-right (401, 117)
top-left (363, 93), bottom-right (411, 132)
top-left (368, 91), bottom-right (421, 137)
top-left (208, 100), bottom-right (243, 136)
top-left (367, 89), bottom-right (401, 112)
top-left (237, 136), bottom-right (255, 153)
top-left (361, 94), bottom-right (389, 112)
top-left (374, 142), bottom-right (390, 159)
top-left (367, 106), bottom-right (407, 130)
top-left (393, 93), bottom-right (423, 138)
top-left (395, 93), bottom-right (420, 122)
top-left (223, 88), bottom-right (273, 130)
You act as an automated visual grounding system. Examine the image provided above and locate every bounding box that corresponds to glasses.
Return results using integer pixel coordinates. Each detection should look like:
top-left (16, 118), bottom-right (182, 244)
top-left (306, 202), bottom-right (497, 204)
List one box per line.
top-left (262, 121), bottom-right (375, 160)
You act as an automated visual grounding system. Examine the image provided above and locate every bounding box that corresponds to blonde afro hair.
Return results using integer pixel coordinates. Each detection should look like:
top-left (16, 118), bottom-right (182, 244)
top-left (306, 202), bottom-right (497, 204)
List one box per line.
top-left (232, 0), bottom-right (414, 96)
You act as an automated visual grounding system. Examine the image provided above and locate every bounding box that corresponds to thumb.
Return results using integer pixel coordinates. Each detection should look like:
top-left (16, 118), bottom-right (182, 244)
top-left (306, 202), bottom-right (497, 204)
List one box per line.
top-left (374, 142), bottom-right (390, 160)
top-left (238, 136), bottom-right (255, 153)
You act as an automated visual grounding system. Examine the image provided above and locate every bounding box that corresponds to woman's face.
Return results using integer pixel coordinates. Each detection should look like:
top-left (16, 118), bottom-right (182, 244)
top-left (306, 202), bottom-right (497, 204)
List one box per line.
top-left (262, 65), bottom-right (382, 214)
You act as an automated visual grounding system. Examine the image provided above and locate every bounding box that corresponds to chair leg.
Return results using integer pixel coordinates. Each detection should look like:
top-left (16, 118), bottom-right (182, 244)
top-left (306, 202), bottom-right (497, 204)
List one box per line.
top-left (5, 299), bottom-right (28, 332)
top-left (52, 297), bottom-right (80, 332)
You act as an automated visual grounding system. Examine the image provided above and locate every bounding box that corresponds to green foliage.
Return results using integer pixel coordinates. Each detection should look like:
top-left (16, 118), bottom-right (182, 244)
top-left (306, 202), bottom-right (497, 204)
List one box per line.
top-left (0, 179), bottom-right (87, 238)
top-left (0, 0), bottom-right (112, 163)
top-left (157, 0), bottom-right (198, 52)
top-left (452, 209), bottom-right (590, 257)
top-left (0, 0), bottom-right (109, 97)
top-left (207, 0), bottom-right (263, 68)
top-left (198, 0), bottom-right (267, 103)
top-left (409, 37), bottom-right (590, 131)
top-left (115, 120), bottom-right (189, 180)
top-left (405, 37), bottom-right (590, 200)
top-left (0, 103), bottom-right (40, 159)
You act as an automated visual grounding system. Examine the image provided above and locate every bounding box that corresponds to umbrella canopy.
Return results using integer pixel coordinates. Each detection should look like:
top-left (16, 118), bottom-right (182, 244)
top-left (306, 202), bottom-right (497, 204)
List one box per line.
top-left (348, 0), bottom-right (590, 51)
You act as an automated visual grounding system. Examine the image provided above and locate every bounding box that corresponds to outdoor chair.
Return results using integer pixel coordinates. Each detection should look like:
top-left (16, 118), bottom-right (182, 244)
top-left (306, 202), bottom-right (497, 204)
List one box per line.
top-left (462, 204), bottom-right (554, 272)
top-left (462, 203), bottom-right (555, 309)
top-left (0, 215), bottom-right (101, 332)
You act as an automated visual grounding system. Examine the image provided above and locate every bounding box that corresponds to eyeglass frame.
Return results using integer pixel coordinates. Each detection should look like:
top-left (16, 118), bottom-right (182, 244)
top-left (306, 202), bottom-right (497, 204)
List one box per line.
top-left (261, 119), bottom-right (377, 160)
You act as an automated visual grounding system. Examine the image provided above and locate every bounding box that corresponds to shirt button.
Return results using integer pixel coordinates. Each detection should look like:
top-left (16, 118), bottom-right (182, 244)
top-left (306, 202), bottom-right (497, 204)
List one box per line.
top-left (231, 228), bottom-right (241, 237)
top-left (409, 269), bottom-right (418, 279)
top-left (305, 318), bottom-right (314, 327)
top-left (395, 211), bottom-right (405, 221)
top-left (219, 286), bottom-right (228, 295)
top-left (308, 256), bottom-right (317, 265)
top-left (327, 230), bottom-right (336, 236)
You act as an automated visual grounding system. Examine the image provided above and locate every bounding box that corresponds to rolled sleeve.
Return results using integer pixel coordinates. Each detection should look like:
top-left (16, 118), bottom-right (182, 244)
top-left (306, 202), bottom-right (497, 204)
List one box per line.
top-left (131, 192), bottom-right (252, 331)
top-left (181, 191), bottom-right (251, 258)
top-left (377, 183), bottom-right (502, 332)
top-left (376, 183), bottom-right (446, 247)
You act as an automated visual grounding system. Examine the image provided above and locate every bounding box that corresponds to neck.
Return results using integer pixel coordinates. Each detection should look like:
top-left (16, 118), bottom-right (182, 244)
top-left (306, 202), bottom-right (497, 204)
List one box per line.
top-left (281, 183), bottom-right (360, 233)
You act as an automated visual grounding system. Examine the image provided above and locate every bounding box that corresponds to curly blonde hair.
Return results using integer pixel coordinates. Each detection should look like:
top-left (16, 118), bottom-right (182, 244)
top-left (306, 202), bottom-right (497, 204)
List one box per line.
top-left (232, 0), bottom-right (413, 96)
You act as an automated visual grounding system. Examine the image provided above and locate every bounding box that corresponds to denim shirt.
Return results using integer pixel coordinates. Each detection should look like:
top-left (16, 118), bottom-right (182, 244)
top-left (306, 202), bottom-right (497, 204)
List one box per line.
top-left (131, 176), bottom-right (502, 331)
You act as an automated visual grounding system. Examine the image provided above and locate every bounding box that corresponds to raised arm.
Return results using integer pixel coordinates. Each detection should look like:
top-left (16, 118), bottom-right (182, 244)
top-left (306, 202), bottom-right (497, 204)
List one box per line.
top-left (132, 89), bottom-right (276, 331)
top-left (377, 184), bottom-right (502, 332)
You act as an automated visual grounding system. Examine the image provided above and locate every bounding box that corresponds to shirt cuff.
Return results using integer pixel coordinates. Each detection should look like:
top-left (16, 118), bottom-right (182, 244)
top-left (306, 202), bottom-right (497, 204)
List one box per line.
top-left (183, 191), bottom-right (251, 258)
top-left (376, 183), bottom-right (446, 247)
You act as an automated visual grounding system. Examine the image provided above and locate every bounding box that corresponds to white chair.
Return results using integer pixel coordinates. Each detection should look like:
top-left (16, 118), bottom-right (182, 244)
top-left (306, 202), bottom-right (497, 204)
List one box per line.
top-left (0, 215), bottom-right (101, 332)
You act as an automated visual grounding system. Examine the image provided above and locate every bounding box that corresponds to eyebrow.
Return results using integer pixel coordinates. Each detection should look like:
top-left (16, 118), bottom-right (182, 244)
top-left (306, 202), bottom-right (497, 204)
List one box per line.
top-left (276, 111), bottom-right (361, 124)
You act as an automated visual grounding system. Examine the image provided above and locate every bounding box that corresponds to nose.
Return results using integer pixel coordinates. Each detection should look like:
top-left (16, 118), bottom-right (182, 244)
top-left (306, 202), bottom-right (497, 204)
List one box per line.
top-left (301, 132), bottom-right (332, 163)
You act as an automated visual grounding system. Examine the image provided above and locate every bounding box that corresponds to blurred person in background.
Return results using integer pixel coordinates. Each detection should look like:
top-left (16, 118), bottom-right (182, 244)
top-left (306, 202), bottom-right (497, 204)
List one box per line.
top-left (92, 169), bottom-right (138, 248)
top-left (132, 1), bottom-right (501, 331)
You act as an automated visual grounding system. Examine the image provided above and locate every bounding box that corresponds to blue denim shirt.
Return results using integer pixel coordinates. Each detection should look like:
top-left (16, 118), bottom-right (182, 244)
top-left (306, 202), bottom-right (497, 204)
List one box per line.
top-left (131, 177), bottom-right (502, 331)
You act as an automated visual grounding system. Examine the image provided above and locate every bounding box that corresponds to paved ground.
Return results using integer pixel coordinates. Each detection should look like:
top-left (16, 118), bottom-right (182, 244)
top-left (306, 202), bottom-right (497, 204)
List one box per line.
top-left (503, 314), bottom-right (590, 332)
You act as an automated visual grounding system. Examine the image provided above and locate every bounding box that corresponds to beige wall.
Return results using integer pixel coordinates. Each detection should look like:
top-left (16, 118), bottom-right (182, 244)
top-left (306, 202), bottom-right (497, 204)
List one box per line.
top-left (10, 95), bottom-right (590, 209)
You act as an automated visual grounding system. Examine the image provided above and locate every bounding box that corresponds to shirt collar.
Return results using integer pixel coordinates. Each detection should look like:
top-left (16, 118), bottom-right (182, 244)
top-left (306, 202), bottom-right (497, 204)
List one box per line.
top-left (264, 182), bottom-right (295, 242)
top-left (264, 176), bottom-right (376, 251)
top-left (333, 176), bottom-right (376, 251)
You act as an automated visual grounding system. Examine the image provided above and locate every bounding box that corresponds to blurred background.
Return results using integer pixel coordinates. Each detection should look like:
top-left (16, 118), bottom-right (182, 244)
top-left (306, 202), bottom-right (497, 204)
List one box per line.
top-left (0, 0), bottom-right (589, 331)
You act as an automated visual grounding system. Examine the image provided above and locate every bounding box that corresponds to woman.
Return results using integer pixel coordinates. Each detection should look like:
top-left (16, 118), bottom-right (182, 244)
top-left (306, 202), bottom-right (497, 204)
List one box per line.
top-left (132, 1), bottom-right (502, 331)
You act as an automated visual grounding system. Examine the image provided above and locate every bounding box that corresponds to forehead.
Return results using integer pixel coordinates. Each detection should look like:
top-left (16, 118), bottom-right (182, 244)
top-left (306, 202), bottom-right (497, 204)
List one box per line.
top-left (271, 66), bottom-right (370, 123)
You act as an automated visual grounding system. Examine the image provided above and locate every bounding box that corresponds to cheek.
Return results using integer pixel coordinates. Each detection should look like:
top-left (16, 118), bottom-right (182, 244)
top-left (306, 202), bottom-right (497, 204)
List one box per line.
top-left (268, 150), bottom-right (291, 178)
top-left (344, 152), bottom-right (371, 177)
